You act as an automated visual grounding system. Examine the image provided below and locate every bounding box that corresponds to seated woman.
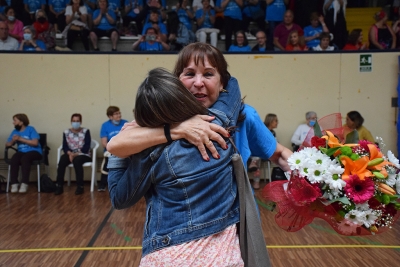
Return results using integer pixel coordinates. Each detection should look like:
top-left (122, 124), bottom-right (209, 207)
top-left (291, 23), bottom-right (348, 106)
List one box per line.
top-left (303, 12), bottom-right (329, 49)
top-left (195, 0), bottom-right (219, 48)
top-left (6, 114), bottom-right (42, 193)
top-left (286, 29), bottom-right (308, 51)
top-left (108, 67), bottom-right (245, 265)
top-left (344, 111), bottom-right (374, 143)
top-left (132, 27), bottom-right (170, 51)
top-left (369, 10), bottom-right (396, 50)
top-left (228, 30), bottom-right (251, 52)
top-left (312, 32), bottom-right (334, 51)
top-left (63, 0), bottom-right (90, 51)
top-left (5, 6), bottom-right (24, 42)
top-left (342, 29), bottom-right (367, 50)
top-left (18, 25), bottom-right (47, 51)
top-left (291, 111), bottom-right (317, 151)
top-left (55, 113), bottom-right (92, 196)
top-left (33, 10), bottom-right (56, 50)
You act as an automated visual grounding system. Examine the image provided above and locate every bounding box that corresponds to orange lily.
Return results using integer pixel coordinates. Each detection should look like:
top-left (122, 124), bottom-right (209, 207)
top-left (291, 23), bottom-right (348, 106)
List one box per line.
top-left (340, 156), bottom-right (372, 181)
top-left (366, 144), bottom-right (392, 178)
top-left (321, 131), bottom-right (359, 149)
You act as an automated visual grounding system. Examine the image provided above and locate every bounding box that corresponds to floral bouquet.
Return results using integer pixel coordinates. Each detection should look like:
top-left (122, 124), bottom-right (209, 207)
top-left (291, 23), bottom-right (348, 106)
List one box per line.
top-left (263, 114), bottom-right (400, 235)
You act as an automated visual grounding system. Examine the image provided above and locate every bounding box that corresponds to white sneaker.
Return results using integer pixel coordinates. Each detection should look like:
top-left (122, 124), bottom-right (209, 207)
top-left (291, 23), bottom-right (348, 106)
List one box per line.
top-left (11, 184), bottom-right (19, 193)
top-left (19, 183), bottom-right (28, 193)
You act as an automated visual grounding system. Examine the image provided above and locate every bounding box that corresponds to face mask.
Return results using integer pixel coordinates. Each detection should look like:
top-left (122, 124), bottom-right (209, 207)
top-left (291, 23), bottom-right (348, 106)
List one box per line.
top-left (14, 125), bottom-right (22, 131)
top-left (23, 33), bottom-right (32, 41)
top-left (71, 122), bottom-right (81, 130)
top-left (37, 17), bottom-right (46, 23)
top-left (309, 120), bottom-right (316, 127)
top-left (8, 16), bottom-right (15, 21)
top-left (112, 120), bottom-right (120, 125)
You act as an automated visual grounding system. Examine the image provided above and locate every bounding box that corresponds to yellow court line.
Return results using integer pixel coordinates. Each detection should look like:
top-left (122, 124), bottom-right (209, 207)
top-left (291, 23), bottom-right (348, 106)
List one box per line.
top-left (1, 245), bottom-right (400, 253)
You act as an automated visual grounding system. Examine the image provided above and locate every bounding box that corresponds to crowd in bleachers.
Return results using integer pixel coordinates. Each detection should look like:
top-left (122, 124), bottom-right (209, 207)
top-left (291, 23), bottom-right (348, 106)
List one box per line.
top-left (0, 0), bottom-right (400, 52)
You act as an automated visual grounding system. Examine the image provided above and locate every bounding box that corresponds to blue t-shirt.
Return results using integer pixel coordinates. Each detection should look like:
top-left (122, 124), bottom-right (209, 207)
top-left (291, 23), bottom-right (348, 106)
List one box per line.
top-left (23, 40), bottom-right (47, 51)
top-left (228, 44), bottom-right (251, 52)
top-left (125, 0), bottom-right (143, 18)
top-left (266, 0), bottom-right (285, 22)
top-left (216, 0), bottom-right (242, 20)
top-left (195, 9), bottom-right (215, 29)
top-left (100, 119), bottom-right (128, 146)
top-left (108, 0), bottom-right (121, 13)
top-left (142, 22), bottom-right (167, 35)
top-left (7, 126), bottom-right (42, 154)
top-left (0, 6), bottom-right (6, 14)
top-left (23, 0), bottom-right (45, 12)
top-left (138, 41), bottom-right (164, 51)
top-left (303, 25), bottom-right (323, 48)
top-left (93, 9), bottom-right (117, 30)
top-left (177, 8), bottom-right (193, 31)
top-left (243, 3), bottom-right (261, 18)
top-left (49, 0), bottom-right (68, 13)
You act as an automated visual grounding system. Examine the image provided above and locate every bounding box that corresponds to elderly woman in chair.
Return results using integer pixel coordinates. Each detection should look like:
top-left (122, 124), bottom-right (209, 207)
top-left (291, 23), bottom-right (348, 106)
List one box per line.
top-left (6, 114), bottom-right (42, 193)
top-left (55, 113), bottom-right (92, 196)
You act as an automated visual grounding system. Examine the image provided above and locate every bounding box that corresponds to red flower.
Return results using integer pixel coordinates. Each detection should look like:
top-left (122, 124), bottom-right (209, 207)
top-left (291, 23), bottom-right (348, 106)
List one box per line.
top-left (311, 136), bottom-right (326, 149)
top-left (288, 175), bottom-right (322, 205)
top-left (344, 175), bottom-right (375, 204)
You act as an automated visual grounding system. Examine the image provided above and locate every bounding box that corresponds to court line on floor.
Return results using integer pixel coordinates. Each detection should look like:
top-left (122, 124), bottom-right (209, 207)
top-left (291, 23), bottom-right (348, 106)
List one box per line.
top-left (73, 207), bottom-right (115, 267)
top-left (1, 245), bottom-right (400, 253)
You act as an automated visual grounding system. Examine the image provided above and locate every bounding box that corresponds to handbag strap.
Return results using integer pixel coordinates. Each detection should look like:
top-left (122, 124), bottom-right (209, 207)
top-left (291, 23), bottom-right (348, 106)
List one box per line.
top-left (232, 152), bottom-right (272, 267)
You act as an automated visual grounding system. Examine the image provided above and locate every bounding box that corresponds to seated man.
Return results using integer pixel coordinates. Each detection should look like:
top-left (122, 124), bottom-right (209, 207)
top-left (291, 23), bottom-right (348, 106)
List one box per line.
top-left (291, 111), bottom-right (317, 151)
top-left (90, 0), bottom-right (119, 51)
top-left (142, 9), bottom-right (167, 42)
top-left (132, 26), bottom-right (169, 51)
top-left (273, 10), bottom-right (302, 51)
top-left (252, 30), bottom-right (273, 52)
top-left (312, 32), bottom-right (334, 51)
top-left (0, 21), bottom-right (19, 51)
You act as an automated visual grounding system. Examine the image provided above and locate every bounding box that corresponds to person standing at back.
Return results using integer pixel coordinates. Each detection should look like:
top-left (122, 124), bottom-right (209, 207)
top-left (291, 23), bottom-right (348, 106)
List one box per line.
top-left (99, 106), bottom-right (127, 191)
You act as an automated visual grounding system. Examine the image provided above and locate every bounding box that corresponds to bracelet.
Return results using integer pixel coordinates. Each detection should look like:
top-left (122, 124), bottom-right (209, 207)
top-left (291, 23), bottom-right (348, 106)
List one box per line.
top-left (164, 124), bottom-right (173, 142)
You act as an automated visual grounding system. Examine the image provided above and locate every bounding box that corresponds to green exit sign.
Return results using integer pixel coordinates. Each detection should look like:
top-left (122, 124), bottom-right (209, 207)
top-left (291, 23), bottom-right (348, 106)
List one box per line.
top-left (360, 54), bottom-right (372, 72)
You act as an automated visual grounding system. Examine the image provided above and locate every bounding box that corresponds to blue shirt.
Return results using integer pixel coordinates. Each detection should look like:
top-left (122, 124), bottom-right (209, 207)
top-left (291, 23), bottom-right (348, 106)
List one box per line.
top-left (93, 9), bottom-right (117, 30)
top-left (100, 119), bottom-right (128, 143)
top-left (303, 25), bottom-right (323, 48)
top-left (7, 126), bottom-right (42, 154)
top-left (242, 3), bottom-right (261, 18)
top-left (49, 0), bottom-right (68, 13)
top-left (23, 0), bottom-right (45, 12)
top-left (216, 0), bottom-right (242, 20)
top-left (195, 8), bottom-right (215, 29)
top-left (138, 41), bottom-right (164, 51)
top-left (108, 0), bottom-right (121, 13)
top-left (85, 0), bottom-right (96, 14)
top-left (266, 0), bottom-right (285, 22)
top-left (142, 22), bottom-right (167, 35)
top-left (125, 0), bottom-right (143, 18)
top-left (177, 8), bottom-right (193, 31)
top-left (23, 40), bottom-right (47, 51)
top-left (228, 44), bottom-right (251, 52)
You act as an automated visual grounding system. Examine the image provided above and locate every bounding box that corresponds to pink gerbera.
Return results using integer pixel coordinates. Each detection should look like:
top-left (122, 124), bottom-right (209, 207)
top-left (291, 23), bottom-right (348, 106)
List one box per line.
top-left (344, 175), bottom-right (375, 204)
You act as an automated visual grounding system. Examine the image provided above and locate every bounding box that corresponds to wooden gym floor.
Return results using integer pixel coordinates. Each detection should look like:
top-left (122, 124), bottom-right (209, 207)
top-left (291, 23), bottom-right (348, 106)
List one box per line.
top-left (0, 181), bottom-right (399, 267)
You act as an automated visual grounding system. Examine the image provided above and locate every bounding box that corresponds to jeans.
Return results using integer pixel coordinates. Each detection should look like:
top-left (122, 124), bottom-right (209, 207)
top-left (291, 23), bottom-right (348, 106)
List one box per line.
top-left (56, 154), bottom-right (92, 187)
top-left (10, 151), bottom-right (42, 184)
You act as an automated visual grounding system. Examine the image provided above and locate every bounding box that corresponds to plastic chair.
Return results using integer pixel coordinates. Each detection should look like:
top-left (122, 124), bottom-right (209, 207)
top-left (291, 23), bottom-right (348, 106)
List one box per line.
top-left (56, 140), bottom-right (99, 192)
top-left (5, 133), bottom-right (50, 193)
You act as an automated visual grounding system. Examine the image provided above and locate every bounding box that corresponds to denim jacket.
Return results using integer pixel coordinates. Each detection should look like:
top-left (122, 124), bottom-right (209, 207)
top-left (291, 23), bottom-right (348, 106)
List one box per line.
top-left (108, 77), bottom-right (242, 256)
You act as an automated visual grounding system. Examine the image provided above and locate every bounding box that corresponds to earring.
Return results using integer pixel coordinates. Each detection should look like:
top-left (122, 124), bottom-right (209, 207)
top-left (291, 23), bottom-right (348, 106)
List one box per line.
top-left (221, 88), bottom-right (227, 93)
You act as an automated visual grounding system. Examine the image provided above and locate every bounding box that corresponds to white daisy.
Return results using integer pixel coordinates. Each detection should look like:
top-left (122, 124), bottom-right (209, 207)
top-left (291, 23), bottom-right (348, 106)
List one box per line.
top-left (396, 178), bottom-right (400, 195)
top-left (387, 150), bottom-right (400, 168)
top-left (326, 177), bottom-right (346, 191)
top-left (287, 152), bottom-right (306, 171)
top-left (355, 202), bottom-right (369, 211)
top-left (386, 173), bottom-right (397, 187)
top-left (363, 210), bottom-right (378, 228)
top-left (344, 210), bottom-right (366, 225)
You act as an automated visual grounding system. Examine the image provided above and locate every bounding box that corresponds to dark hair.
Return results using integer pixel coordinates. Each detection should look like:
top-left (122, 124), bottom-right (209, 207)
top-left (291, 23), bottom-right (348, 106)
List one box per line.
top-left (347, 111), bottom-right (364, 129)
top-left (347, 29), bottom-right (362, 45)
top-left (233, 30), bottom-right (248, 46)
top-left (13, 113), bottom-right (30, 126)
top-left (107, 106), bottom-right (120, 117)
top-left (310, 12), bottom-right (319, 21)
top-left (319, 32), bottom-right (330, 40)
top-left (98, 0), bottom-right (109, 7)
top-left (146, 27), bottom-right (158, 35)
top-left (134, 68), bottom-right (208, 127)
top-left (5, 6), bottom-right (14, 14)
top-left (264, 113), bottom-right (277, 129)
top-left (71, 113), bottom-right (82, 122)
top-left (69, 0), bottom-right (84, 5)
top-left (173, 42), bottom-right (231, 88)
